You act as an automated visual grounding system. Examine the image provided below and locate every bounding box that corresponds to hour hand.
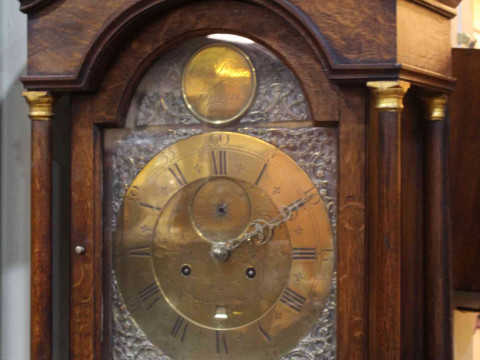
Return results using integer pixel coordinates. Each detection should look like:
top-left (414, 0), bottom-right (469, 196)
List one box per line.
top-left (209, 196), bottom-right (312, 262)
top-left (209, 219), bottom-right (270, 262)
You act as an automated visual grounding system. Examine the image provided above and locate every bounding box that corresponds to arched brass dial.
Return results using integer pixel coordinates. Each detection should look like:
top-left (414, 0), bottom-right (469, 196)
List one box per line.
top-left (182, 44), bottom-right (256, 125)
top-left (114, 132), bottom-right (334, 360)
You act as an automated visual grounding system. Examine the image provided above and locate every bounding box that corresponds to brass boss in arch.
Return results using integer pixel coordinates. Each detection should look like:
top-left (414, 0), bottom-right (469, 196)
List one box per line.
top-left (182, 44), bottom-right (257, 125)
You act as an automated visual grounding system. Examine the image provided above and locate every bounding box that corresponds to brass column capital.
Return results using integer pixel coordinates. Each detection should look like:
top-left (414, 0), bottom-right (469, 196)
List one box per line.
top-left (421, 94), bottom-right (448, 121)
top-left (367, 81), bottom-right (411, 111)
top-left (22, 91), bottom-right (55, 121)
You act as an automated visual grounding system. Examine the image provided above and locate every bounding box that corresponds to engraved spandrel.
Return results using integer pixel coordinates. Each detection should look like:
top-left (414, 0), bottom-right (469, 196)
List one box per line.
top-left (112, 276), bottom-right (169, 360)
top-left (125, 37), bottom-right (309, 128)
top-left (238, 128), bottom-right (337, 228)
top-left (110, 129), bottom-right (202, 231)
top-left (237, 128), bottom-right (337, 360)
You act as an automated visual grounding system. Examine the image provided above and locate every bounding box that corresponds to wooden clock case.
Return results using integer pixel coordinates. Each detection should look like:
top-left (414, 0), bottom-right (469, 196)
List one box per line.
top-left (20, 0), bottom-right (459, 359)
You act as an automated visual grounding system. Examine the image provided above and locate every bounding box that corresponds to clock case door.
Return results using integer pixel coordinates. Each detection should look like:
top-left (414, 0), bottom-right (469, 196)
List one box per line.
top-left (65, 2), bottom-right (425, 360)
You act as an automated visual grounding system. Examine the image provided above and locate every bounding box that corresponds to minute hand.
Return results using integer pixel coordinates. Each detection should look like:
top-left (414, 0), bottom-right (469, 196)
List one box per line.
top-left (210, 193), bottom-right (315, 262)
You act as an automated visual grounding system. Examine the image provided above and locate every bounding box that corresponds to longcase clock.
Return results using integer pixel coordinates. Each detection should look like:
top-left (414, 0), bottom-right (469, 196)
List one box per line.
top-left (20, 0), bottom-right (459, 359)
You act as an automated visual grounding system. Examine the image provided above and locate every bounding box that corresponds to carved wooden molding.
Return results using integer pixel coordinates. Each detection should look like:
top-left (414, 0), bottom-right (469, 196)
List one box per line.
top-left (21, 0), bottom-right (333, 92)
top-left (19, 0), bottom-right (457, 93)
top-left (19, 0), bottom-right (52, 14)
top-left (20, 0), bottom-right (403, 92)
top-left (329, 63), bottom-right (456, 92)
top-left (21, 65), bottom-right (456, 93)
top-left (408, 0), bottom-right (457, 19)
top-left (398, 64), bottom-right (456, 92)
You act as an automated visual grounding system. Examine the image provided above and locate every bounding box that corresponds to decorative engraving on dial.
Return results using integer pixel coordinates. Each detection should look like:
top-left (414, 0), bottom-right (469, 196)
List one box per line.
top-left (109, 129), bottom-right (202, 231)
top-left (139, 203), bottom-right (162, 211)
top-left (238, 128), bottom-right (337, 229)
top-left (238, 127), bottom-right (337, 360)
top-left (128, 245), bottom-right (151, 257)
top-left (183, 44), bottom-right (256, 125)
top-left (109, 128), bottom-right (337, 360)
top-left (125, 36), bottom-right (309, 128)
top-left (112, 276), bottom-right (170, 360)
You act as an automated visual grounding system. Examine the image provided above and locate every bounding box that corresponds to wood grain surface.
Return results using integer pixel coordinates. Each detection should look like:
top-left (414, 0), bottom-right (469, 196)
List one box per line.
top-left (436, 0), bottom-right (461, 7)
top-left (22, 0), bottom-right (453, 92)
top-left (70, 95), bottom-right (103, 360)
top-left (450, 49), bottom-right (480, 293)
top-left (424, 118), bottom-right (452, 360)
top-left (25, 0), bottom-right (395, 79)
top-left (338, 86), bottom-right (367, 360)
top-left (400, 90), bottom-right (425, 360)
top-left (31, 120), bottom-right (53, 360)
top-left (368, 108), bottom-right (402, 360)
top-left (89, 0), bottom-right (339, 125)
top-left (19, 0), bottom-right (52, 13)
top-left (398, 1), bottom-right (452, 76)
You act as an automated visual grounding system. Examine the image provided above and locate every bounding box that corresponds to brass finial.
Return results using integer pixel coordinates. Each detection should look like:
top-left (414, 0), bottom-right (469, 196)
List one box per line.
top-left (367, 81), bottom-right (411, 112)
top-left (22, 91), bottom-right (55, 121)
top-left (421, 94), bottom-right (448, 121)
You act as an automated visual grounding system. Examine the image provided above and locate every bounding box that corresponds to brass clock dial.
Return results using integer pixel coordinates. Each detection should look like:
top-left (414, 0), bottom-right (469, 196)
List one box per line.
top-left (114, 132), bottom-right (334, 360)
top-left (182, 44), bottom-right (256, 125)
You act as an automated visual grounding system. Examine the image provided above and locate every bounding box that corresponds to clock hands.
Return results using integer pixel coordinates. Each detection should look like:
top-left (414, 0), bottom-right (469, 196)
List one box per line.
top-left (210, 192), bottom-right (317, 262)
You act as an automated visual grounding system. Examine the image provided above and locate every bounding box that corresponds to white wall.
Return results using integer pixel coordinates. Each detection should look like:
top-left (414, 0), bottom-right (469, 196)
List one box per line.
top-left (0, 2), bottom-right (30, 360)
top-left (451, 0), bottom-right (480, 48)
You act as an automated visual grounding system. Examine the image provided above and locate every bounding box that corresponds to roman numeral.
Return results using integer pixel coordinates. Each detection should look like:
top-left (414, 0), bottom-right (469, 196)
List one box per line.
top-left (139, 282), bottom-right (160, 310)
top-left (211, 150), bottom-right (227, 175)
top-left (292, 247), bottom-right (316, 260)
top-left (171, 315), bottom-right (189, 342)
top-left (255, 163), bottom-right (268, 185)
top-left (139, 203), bottom-right (162, 211)
top-left (215, 331), bottom-right (228, 354)
top-left (128, 245), bottom-right (151, 257)
top-left (257, 324), bottom-right (271, 342)
top-left (279, 287), bottom-right (306, 313)
top-left (169, 163), bottom-right (187, 186)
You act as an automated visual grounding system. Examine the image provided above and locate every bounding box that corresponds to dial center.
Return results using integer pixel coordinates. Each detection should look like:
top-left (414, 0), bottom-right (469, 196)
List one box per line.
top-left (216, 203), bottom-right (228, 217)
top-left (191, 177), bottom-right (252, 242)
top-left (153, 177), bottom-right (291, 330)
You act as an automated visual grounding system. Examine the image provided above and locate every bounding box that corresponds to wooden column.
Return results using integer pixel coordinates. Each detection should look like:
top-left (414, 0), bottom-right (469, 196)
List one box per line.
top-left (23, 91), bottom-right (55, 360)
top-left (421, 94), bottom-right (452, 360)
top-left (367, 81), bottom-right (410, 360)
top-left (338, 87), bottom-right (367, 360)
